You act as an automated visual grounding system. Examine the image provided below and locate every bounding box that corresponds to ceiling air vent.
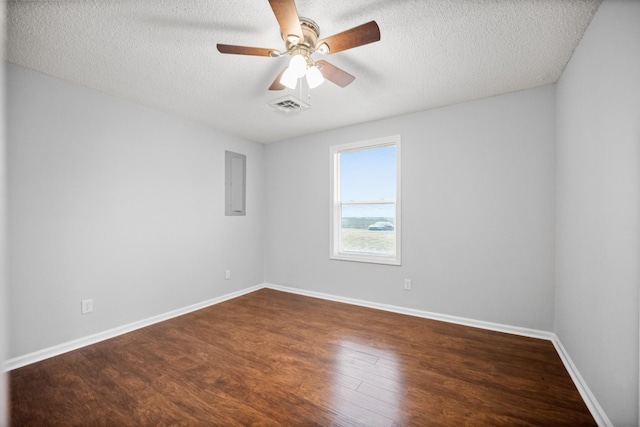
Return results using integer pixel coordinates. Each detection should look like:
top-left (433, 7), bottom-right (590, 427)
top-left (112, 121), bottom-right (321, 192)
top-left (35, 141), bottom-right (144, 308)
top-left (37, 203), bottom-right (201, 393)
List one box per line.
top-left (269, 95), bottom-right (310, 113)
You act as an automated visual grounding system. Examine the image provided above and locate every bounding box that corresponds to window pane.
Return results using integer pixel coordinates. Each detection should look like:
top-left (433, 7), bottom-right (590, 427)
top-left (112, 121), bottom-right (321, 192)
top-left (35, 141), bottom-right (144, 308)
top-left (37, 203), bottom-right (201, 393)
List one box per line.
top-left (340, 203), bottom-right (395, 256)
top-left (340, 145), bottom-right (396, 202)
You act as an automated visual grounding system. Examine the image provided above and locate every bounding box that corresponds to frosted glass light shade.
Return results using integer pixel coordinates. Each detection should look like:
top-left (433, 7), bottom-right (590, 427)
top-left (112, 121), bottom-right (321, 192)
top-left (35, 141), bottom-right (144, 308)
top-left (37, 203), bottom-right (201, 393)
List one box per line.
top-left (305, 66), bottom-right (324, 89)
top-left (288, 54), bottom-right (307, 78)
top-left (279, 68), bottom-right (298, 89)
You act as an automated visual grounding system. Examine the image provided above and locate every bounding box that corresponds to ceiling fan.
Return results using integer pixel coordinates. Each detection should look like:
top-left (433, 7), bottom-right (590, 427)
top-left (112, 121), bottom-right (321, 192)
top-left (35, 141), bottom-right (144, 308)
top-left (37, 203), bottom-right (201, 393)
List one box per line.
top-left (216, 0), bottom-right (380, 91)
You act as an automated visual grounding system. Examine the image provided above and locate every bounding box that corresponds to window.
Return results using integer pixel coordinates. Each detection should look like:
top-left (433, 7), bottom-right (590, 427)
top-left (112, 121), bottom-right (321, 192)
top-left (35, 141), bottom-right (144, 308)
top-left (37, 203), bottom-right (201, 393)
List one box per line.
top-left (330, 135), bottom-right (401, 265)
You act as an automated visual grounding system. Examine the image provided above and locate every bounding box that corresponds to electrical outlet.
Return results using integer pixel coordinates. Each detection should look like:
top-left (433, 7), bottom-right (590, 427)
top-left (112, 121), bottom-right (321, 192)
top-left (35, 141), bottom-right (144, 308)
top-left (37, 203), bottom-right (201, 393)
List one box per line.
top-left (404, 279), bottom-right (412, 290)
top-left (81, 299), bottom-right (93, 314)
top-left (225, 270), bottom-right (231, 280)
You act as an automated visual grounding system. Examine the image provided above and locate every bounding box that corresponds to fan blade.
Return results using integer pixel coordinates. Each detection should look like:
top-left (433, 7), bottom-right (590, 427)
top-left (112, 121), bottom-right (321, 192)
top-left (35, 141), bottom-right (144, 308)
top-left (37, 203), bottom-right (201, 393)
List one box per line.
top-left (269, 68), bottom-right (287, 91)
top-left (316, 60), bottom-right (355, 88)
top-left (217, 44), bottom-right (277, 57)
top-left (268, 0), bottom-right (303, 43)
top-left (316, 21), bottom-right (380, 54)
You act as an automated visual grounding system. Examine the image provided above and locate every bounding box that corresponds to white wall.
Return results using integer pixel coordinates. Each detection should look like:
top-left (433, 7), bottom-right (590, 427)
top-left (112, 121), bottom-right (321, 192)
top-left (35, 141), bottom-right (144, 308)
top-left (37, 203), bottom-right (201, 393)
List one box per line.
top-left (6, 62), bottom-right (265, 359)
top-left (265, 85), bottom-right (556, 331)
top-left (555, 0), bottom-right (640, 425)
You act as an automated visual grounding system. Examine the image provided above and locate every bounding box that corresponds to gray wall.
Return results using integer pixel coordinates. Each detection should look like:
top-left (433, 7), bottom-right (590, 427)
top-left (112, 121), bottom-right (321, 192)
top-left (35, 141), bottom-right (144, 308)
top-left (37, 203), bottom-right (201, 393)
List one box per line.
top-left (0, 2), bottom-right (8, 422)
top-left (7, 63), bottom-right (265, 358)
top-left (5, 2), bottom-right (640, 423)
top-left (265, 85), bottom-right (556, 331)
top-left (555, 0), bottom-right (640, 425)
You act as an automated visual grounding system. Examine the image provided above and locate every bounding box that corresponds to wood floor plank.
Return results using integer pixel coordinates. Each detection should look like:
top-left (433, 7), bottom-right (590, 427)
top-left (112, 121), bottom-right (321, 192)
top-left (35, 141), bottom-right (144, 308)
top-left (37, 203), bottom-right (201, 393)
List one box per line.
top-left (10, 288), bottom-right (596, 426)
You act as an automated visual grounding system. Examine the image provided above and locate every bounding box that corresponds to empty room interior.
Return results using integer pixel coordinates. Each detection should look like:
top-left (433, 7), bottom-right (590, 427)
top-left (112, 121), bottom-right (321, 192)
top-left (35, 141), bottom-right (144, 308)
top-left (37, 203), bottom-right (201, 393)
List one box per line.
top-left (1, 0), bottom-right (639, 425)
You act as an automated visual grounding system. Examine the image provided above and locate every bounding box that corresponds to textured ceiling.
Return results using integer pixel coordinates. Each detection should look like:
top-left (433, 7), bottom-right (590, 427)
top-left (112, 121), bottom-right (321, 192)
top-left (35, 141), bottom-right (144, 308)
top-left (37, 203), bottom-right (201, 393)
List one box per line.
top-left (5, 0), bottom-right (600, 143)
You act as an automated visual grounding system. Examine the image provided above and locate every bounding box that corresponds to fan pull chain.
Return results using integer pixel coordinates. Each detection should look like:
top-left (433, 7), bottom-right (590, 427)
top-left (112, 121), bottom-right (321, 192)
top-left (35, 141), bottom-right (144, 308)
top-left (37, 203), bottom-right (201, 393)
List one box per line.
top-left (299, 77), bottom-right (304, 110)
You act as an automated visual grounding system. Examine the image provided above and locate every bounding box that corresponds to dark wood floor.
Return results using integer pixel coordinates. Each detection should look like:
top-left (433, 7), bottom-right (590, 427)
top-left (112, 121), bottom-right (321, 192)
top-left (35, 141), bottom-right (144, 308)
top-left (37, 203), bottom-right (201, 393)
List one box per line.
top-left (10, 288), bottom-right (595, 426)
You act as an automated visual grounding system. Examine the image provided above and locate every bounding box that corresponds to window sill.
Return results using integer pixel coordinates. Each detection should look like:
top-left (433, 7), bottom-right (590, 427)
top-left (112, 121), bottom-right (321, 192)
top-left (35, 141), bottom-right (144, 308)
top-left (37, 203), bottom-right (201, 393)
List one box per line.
top-left (330, 253), bottom-right (401, 266)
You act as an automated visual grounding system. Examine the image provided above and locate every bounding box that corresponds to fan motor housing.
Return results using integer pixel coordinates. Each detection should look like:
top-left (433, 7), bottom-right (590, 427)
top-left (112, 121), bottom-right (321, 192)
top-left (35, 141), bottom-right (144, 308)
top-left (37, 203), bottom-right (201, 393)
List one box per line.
top-left (285, 17), bottom-right (319, 52)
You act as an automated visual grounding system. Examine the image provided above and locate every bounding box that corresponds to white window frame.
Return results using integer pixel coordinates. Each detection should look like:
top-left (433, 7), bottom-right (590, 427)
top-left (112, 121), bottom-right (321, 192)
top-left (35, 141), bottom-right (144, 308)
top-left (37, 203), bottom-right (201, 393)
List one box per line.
top-left (330, 135), bottom-right (401, 266)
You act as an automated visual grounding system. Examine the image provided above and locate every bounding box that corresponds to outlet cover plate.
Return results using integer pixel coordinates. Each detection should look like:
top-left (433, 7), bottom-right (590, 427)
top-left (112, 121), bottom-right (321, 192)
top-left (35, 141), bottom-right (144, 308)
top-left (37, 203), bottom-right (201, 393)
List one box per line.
top-left (81, 299), bottom-right (93, 314)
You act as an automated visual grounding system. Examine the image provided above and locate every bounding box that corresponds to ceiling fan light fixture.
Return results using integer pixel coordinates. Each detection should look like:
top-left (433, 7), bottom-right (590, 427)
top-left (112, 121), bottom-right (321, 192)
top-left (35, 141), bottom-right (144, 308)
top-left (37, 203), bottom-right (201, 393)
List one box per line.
top-left (288, 54), bottom-right (307, 78)
top-left (217, 2), bottom-right (381, 92)
top-left (280, 67), bottom-right (298, 90)
top-left (306, 66), bottom-right (324, 88)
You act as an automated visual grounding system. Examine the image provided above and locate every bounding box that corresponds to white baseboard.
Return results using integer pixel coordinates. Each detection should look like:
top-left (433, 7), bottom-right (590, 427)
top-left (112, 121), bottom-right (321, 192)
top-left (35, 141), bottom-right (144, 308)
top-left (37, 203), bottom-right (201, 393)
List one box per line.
top-left (551, 336), bottom-right (613, 427)
top-left (264, 283), bottom-right (554, 340)
top-left (4, 284), bottom-right (263, 372)
top-left (264, 283), bottom-right (611, 427)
